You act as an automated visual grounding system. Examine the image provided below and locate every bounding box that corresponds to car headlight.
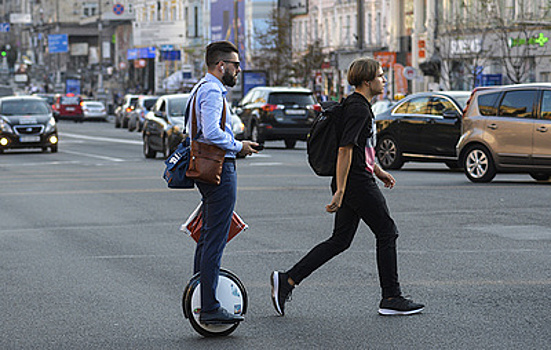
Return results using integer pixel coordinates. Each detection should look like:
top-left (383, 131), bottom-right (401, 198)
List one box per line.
top-left (45, 116), bottom-right (56, 133)
top-left (0, 118), bottom-right (13, 133)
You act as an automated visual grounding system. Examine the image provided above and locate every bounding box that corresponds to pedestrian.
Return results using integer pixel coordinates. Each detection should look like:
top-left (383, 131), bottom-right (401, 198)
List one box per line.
top-left (270, 57), bottom-right (424, 317)
top-left (188, 41), bottom-right (258, 325)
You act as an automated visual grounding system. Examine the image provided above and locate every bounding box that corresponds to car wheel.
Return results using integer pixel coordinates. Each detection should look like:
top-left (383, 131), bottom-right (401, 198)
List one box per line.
top-left (50, 144), bottom-right (58, 153)
top-left (376, 136), bottom-right (404, 170)
top-left (251, 123), bottom-right (264, 145)
top-left (128, 119), bottom-right (135, 132)
top-left (143, 136), bottom-right (156, 158)
top-left (463, 145), bottom-right (496, 183)
top-left (529, 172), bottom-right (551, 181)
top-left (284, 139), bottom-right (296, 149)
top-left (122, 118), bottom-right (128, 128)
top-left (163, 136), bottom-right (171, 158)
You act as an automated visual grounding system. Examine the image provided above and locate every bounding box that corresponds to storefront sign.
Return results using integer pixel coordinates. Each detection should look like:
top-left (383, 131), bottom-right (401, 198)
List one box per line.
top-left (509, 33), bottom-right (549, 48)
top-left (450, 39), bottom-right (482, 55)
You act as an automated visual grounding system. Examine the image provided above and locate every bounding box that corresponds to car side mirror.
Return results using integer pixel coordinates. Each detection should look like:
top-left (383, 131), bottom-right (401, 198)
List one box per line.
top-left (442, 109), bottom-right (461, 119)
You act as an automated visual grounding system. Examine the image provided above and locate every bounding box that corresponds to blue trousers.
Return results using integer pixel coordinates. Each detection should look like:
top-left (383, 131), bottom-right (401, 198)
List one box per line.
top-left (193, 161), bottom-right (237, 313)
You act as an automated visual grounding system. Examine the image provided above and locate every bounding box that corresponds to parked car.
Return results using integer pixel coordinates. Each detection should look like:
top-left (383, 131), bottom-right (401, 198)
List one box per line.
top-left (457, 83), bottom-right (551, 183)
top-left (371, 98), bottom-right (396, 116)
top-left (0, 96), bottom-right (58, 153)
top-left (142, 94), bottom-right (190, 158)
top-left (33, 93), bottom-right (56, 109)
top-left (82, 101), bottom-right (108, 121)
top-left (52, 93), bottom-right (84, 122)
top-left (235, 86), bottom-right (320, 149)
top-left (128, 96), bottom-right (159, 132)
top-left (375, 91), bottom-right (471, 170)
top-left (114, 94), bottom-right (139, 128)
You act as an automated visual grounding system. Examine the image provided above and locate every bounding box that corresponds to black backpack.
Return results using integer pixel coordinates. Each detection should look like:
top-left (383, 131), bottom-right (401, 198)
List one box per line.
top-left (307, 100), bottom-right (344, 176)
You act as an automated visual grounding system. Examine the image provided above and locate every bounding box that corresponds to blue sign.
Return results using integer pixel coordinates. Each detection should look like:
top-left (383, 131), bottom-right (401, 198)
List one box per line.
top-left (48, 34), bottom-right (69, 53)
top-left (160, 50), bottom-right (181, 61)
top-left (66, 79), bottom-right (81, 95)
top-left (127, 48), bottom-right (138, 60)
top-left (138, 47), bottom-right (156, 59)
top-left (242, 71), bottom-right (267, 96)
top-left (475, 74), bottom-right (502, 87)
top-left (0, 23), bottom-right (10, 33)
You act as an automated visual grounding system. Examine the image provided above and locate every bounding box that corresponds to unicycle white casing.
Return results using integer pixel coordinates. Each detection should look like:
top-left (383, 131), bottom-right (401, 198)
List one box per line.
top-left (182, 268), bottom-right (248, 337)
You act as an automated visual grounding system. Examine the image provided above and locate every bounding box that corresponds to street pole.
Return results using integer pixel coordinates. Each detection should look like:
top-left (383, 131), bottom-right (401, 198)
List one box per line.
top-left (97, 0), bottom-right (104, 93)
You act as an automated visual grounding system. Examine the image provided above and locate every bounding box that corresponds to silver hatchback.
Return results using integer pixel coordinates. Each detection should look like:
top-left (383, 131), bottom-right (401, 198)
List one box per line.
top-left (457, 83), bottom-right (551, 182)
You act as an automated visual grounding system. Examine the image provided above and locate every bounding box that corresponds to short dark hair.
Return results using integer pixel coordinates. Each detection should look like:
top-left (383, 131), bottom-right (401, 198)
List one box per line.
top-left (347, 58), bottom-right (380, 87)
top-left (205, 41), bottom-right (239, 69)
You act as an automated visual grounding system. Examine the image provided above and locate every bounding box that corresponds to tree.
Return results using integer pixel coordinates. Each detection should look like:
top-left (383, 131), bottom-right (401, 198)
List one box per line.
top-left (291, 40), bottom-right (327, 88)
top-left (435, 0), bottom-right (496, 90)
top-left (250, 7), bottom-right (293, 85)
top-left (488, 0), bottom-right (551, 84)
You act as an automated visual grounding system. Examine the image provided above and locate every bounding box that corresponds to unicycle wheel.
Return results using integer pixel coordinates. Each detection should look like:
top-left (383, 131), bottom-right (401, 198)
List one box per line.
top-left (182, 268), bottom-right (248, 337)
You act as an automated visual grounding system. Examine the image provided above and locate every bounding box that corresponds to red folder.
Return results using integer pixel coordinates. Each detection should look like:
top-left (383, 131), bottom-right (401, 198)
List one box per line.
top-left (180, 202), bottom-right (248, 243)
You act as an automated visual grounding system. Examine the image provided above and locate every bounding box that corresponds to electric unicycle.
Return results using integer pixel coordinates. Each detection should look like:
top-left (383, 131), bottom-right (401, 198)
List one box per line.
top-left (182, 268), bottom-right (248, 337)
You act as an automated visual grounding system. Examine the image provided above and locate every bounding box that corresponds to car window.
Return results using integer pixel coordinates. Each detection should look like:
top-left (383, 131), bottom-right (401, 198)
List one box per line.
top-left (406, 97), bottom-right (430, 114)
top-left (159, 100), bottom-right (166, 113)
top-left (61, 96), bottom-right (80, 105)
top-left (498, 90), bottom-right (536, 118)
top-left (143, 98), bottom-right (157, 110)
top-left (429, 97), bottom-right (455, 115)
top-left (168, 97), bottom-right (189, 117)
top-left (478, 92), bottom-right (500, 116)
top-left (541, 90), bottom-right (551, 120)
top-left (252, 91), bottom-right (266, 104)
top-left (393, 101), bottom-right (409, 114)
top-left (268, 93), bottom-right (315, 106)
top-left (1, 100), bottom-right (49, 115)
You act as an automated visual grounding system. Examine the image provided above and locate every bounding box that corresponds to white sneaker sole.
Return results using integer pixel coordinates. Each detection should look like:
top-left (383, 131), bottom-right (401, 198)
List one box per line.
top-left (378, 307), bottom-right (424, 316)
top-left (270, 271), bottom-right (284, 316)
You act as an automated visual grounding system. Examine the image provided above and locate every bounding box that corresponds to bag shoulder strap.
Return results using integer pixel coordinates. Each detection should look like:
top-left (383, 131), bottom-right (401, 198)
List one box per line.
top-left (189, 83), bottom-right (227, 139)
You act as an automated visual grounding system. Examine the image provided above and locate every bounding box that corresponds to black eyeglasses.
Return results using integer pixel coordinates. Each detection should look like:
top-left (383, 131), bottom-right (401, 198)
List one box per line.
top-left (222, 60), bottom-right (241, 69)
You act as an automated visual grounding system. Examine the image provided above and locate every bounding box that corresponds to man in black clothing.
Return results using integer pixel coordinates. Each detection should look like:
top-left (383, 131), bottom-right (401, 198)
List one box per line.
top-left (271, 57), bottom-right (424, 316)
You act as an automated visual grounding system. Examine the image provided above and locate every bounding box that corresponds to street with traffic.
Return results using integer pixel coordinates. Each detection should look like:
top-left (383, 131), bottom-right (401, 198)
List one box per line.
top-left (1, 119), bottom-right (549, 349)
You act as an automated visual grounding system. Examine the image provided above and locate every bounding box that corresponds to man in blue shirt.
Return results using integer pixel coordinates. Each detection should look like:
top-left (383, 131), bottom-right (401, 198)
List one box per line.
top-left (187, 41), bottom-right (258, 325)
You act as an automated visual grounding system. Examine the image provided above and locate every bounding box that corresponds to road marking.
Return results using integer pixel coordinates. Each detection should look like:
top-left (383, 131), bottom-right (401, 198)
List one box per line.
top-left (61, 150), bottom-right (125, 162)
top-left (60, 132), bottom-right (142, 145)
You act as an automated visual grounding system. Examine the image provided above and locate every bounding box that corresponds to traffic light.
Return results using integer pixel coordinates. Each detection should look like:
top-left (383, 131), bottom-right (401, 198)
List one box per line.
top-left (1, 45), bottom-right (6, 58)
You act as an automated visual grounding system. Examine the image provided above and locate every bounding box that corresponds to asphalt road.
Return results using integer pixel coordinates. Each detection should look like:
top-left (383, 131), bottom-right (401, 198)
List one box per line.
top-left (1, 119), bottom-right (550, 349)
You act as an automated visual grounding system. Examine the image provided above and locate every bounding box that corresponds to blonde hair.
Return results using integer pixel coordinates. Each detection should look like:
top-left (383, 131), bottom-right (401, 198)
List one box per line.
top-left (347, 58), bottom-right (380, 87)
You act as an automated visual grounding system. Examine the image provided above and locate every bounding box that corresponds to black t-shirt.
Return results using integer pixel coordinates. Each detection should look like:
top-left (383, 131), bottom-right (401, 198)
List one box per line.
top-left (336, 92), bottom-right (376, 179)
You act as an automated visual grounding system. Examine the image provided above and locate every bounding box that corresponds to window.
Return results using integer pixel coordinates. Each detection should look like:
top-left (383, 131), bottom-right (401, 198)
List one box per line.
top-left (394, 101), bottom-right (409, 114)
top-left (478, 92), bottom-right (500, 116)
top-left (82, 2), bottom-right (98, 17)
top-left (429, 97), bottom-right (455, 115)
top-left (406, 97), bottom-right (431, 114)
top-left (541, 90), bottom-right (551, 120)
top-left (498, 90), bottom-right (536, 118)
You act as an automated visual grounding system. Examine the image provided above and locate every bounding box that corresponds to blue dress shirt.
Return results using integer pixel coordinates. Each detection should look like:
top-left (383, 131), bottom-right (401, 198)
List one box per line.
top-left (186, 73), bottom-right (243, 158)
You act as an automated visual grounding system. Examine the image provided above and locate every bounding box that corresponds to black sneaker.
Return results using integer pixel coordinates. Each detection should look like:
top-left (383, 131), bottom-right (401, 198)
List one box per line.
top-left (270, 271), bottom-right (294, 316)
top-left (378, 296), bottom-right (424, 316)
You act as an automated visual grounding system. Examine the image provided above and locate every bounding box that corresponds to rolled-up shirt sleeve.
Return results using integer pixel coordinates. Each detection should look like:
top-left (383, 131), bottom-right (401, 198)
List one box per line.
top-left (194, 80), bottom-right (243, 156)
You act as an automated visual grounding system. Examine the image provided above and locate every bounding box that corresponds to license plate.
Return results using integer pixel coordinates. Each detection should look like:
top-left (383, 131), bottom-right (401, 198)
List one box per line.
top-left (20, 136), bottom-right (41, 143)
top-left (285, 109), bottom-right (306, 115)
top-left (66, 107), bottom-right (75, 111)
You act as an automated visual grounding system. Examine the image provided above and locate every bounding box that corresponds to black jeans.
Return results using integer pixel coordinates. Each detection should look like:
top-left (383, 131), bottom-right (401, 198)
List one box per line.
top-left (287, 176), bottom-right (401, 299)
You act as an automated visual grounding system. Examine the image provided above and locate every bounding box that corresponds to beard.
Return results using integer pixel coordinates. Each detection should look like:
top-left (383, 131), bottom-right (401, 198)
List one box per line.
top-left (222, 70), bottom-right (237, 87)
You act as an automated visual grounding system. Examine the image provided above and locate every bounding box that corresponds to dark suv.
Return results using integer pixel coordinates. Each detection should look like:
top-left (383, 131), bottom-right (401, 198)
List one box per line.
top-left (457, 83), bottom-right (551, 182)
top-left (235, 87), bottom-right (319, 149)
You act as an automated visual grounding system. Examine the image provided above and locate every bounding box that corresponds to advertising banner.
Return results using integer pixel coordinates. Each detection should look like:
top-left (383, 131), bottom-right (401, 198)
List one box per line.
top-left (211, 0), bottom-right (246, 69)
